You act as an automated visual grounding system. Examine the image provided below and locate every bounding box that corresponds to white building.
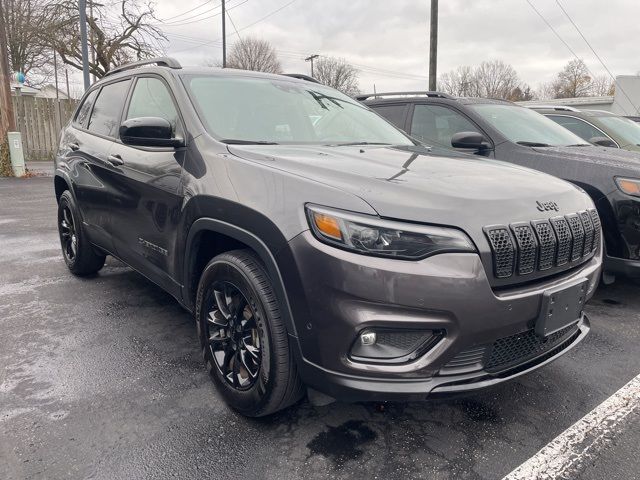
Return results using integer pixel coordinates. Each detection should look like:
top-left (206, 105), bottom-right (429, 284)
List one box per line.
top-left (519, 75), bottom-right (640, 116)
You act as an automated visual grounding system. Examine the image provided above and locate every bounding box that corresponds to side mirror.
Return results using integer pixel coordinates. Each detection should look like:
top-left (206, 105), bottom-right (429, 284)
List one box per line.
top-left (451, 131), bottom-right (491, 150)
top-left (589, 136), bottom-right (617, 148)
top-left (119, 117), bottom-right (184, 148)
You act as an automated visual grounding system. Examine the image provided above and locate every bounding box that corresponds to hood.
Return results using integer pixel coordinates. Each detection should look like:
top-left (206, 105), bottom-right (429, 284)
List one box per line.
top-left (228, 144), bottom-right (594, 228)
top-left (532, 145), bottom-right (640, 170)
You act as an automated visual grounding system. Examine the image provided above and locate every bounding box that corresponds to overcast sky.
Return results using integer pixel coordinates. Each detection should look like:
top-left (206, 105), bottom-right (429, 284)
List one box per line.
top-left (144, 0), bottom-right (639, 93)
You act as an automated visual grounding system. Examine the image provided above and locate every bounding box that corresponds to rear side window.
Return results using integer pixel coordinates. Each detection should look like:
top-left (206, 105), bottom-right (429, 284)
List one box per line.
top-left (547, 115), bottom-right (608, 143)
top-left (411, 104), bottom-right (479, 148)
top-left (372, 104), bottom-right (408, 130)
top-left (74, 89), bottom-right (98, 128)
top-left (126, 77), bottom-right (179, 132)
top-left (88, 80), bottom-right (131, 137)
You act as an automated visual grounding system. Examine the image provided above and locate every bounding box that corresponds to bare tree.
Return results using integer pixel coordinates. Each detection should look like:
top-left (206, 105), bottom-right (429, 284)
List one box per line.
top-left (438, 65), bottom-right (477, 96)
top-left (47, 0), bottom-right (166, 79)
top-left (225, 37), bottom-right (282, 73)
top-left (313, 56), bottom-right (360, 96)
top-left (590, 75), bottom-right (615, 96)
top-left (437, 60), bottom-right (526, 100)
top-left (474, 60), bottom-right (521, 99)
top-left (1, 0), bottom-right (54, 85)
top-left (551, 59), bottom-right (592, 98)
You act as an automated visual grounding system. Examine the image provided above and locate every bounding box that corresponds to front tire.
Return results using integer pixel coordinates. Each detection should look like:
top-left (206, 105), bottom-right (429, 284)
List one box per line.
top-left (57, 191), bottom-right (106, 276)
top-left (196, 250), bottom-right (303, 417)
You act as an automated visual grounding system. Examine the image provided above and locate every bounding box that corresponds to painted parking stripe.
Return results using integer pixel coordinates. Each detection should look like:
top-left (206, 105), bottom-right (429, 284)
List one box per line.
top-left (502, 373), bottom-right (640, 480)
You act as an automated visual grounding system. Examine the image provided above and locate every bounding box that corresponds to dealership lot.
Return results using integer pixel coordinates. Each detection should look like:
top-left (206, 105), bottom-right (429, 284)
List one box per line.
top-left (1, 177), bottom-right (639, 480)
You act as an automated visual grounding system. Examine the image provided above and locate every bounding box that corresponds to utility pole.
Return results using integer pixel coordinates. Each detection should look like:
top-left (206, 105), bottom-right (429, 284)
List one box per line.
top-left (89, 1), bottom-right (96, 83)
top-left (0, 0), bottom-right (16, 138)
top-left (305, 54), bottom-right (319, 77)
top-left (221, 0), bottom-right (226, 67)
top-left (65, 70), bottom-right (71, 99)
top-left (428, 0), bottom-right (438, 91)
top-left (78, 0), bottom-right (91, 91)
top-left (53, 49), bottom-right (62, 130)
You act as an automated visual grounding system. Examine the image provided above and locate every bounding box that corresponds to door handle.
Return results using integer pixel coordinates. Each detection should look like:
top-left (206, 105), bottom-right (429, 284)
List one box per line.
top-left (107, 154), bottom-right (124, 166)
top-left (69, 143), bottom-right (79, 151)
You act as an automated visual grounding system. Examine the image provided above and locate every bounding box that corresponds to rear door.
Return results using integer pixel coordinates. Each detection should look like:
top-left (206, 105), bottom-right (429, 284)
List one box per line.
top-left (106, 75), bottom-right (186, 293)
top-left (65, 79), bottom-right (132, 252)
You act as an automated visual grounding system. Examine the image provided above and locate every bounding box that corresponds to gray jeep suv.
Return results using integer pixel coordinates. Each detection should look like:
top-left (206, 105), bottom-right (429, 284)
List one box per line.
top-left (54, 58), bottom-right (602, 416)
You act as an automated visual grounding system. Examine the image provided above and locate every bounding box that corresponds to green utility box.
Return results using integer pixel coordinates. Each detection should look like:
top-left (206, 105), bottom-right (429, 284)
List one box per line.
top-left (7, 132), bottom-right (25, 177)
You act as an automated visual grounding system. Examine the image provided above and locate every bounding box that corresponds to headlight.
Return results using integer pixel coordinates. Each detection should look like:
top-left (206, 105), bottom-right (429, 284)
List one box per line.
top-left (306, 205), bottom-right (476, 260)
top-left (615, 177), bottom-right (640, 197)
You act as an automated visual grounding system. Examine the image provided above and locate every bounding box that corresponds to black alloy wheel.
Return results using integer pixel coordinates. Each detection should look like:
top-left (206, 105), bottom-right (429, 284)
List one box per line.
top-left (205, 281), bottom-right (262, 390)
top-left (59, 204), bottom-right (78, 262)
top-left (57, 190), bottom-right (106, 276)
top-left (196, 250), bottom-right (304, 416)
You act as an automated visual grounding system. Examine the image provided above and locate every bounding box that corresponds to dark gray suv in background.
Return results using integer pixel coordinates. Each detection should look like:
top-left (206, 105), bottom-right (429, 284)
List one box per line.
top-left (54, 59), bottom-right (601, 416)
top-left (363, 92), bottom-right (640, 281)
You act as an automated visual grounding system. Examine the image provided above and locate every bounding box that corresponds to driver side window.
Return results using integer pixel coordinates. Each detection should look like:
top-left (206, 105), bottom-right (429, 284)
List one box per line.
top-left (411, 104), bottom-right (479, 148)
top-left (546, 115), bottom-right (609, 144)
top-left (126, 77), bottom-right (180, 134)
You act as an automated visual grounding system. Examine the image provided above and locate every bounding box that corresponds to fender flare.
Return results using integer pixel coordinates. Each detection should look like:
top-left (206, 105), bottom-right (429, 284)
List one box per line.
top-left (182, 217), bottom-right (299, 338)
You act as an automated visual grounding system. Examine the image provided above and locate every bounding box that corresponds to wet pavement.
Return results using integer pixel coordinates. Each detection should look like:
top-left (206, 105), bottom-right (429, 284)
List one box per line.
top-left (1, 177), bottom-right (639, 480)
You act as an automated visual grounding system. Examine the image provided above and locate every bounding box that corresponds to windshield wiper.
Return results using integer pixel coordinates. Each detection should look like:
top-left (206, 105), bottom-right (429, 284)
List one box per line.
top-left (221, 139), bottom-right (279, 145)
top-left (516, 141), bottom-right (551, 147)
top-left (566, 143), bottom-right (591, 147)
top-left (330, 142), bottom-right (393, 146)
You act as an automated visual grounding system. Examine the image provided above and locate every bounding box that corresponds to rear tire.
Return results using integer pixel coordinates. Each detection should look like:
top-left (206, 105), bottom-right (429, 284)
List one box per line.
top-left (196, 249), bottom-right (304, 417)
top-left (57, 191), bottom-right (106, 276)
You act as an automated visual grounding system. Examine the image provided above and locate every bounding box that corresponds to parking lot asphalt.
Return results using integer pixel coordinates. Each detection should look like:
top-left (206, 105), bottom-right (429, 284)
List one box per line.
top-left (1, 176), bottom-right (639, 480)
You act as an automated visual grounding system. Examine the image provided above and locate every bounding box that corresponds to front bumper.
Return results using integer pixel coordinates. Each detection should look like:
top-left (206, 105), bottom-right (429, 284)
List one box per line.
top-left (279, 231), bottom-right (601, 402)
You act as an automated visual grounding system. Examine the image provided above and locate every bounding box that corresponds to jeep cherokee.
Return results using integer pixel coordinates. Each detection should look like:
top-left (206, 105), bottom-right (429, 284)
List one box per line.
top-left (362, 92), bottom-right (640, 281)
top-left (54, 59), bottom-right (602, 416)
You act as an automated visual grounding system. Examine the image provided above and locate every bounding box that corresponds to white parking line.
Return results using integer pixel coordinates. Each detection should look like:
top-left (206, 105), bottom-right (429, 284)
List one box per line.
top-left (502, 373), bottom-right (640, 480)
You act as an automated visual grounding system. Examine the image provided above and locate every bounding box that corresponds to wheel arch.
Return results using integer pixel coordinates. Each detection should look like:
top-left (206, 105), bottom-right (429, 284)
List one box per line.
top-left (183, 218), bottom-right (299, 338)
top-left (570, 180), bottom-right (624, 257)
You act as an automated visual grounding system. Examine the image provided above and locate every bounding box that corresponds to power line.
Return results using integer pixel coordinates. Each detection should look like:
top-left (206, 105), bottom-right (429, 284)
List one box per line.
top-left (166, 0), bottom-right (294, 54)
top-left (157, 0), bottom-right (215, 23)
top-left (523, 0), bottom-right (623, 108)
top-left (554, 0), bottom-right (638, 114)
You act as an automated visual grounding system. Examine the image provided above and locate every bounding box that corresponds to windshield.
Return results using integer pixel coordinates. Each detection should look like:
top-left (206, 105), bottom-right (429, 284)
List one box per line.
top-left (182, 75), bottom-right (413, 146)
top-left (597, 115), bottom-right (640, 146)
top-left (470, 104), bottom-right (588, 147)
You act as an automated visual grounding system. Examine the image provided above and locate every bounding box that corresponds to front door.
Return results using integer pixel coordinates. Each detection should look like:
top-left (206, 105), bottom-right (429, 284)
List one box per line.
top-left (106, 76), bottom-right (186, 294)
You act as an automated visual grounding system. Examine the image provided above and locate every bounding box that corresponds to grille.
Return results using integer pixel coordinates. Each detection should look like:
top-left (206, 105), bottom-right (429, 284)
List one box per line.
top-left (485, 209), bottom-right (599, 280)
top-left (485, 228), bottom-right (515, 278)
top-left (589, 209), bottom-right (601, 251)
top-left (580, 211), bottom-right (595, 255)
top-left (441, 346), bottom-right (488, 374)
top-left (532, 221), bottom-right (557, 271)
top-left (550, 217), bottom-right (573, 266)
top-left (566, 214), bottom-right (585, 262)
top-left (511, 224), bottom-right (538, 275)
top-left (486, 323), bottom-right (579, 372)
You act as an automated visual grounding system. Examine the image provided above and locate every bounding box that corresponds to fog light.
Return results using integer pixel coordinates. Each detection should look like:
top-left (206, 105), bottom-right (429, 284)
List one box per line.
top-left (360, 331), bottom-right (377, 345)
top-left (350, 328), bottom-right (444, 364)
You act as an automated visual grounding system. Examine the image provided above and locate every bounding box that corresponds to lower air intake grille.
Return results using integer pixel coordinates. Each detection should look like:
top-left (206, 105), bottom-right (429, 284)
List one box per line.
top-left (486, 323), bottom-right (579, 372)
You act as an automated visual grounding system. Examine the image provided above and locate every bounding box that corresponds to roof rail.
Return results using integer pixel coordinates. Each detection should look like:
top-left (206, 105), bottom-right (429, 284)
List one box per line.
top-left (526, 105), bottom-right (580, 112)
top-left (104, 57), bottom-right (182, 77)
top-left (281, 73), bottom-right (321, 84)
top-left (355, 91), bottom-right (453, 101)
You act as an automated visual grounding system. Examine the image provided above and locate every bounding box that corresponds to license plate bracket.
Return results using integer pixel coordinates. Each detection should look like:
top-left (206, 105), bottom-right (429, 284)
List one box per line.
top-left (536, 278), bottom-right (588, 337)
